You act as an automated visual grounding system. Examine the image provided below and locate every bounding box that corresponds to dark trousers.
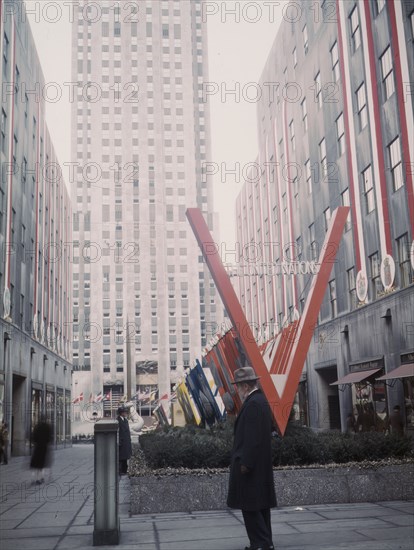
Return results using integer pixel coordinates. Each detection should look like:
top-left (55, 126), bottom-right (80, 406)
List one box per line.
top-left (242, 508), bottom-right (273, 549)
top-left (119, 459), bottom-right (128, 474)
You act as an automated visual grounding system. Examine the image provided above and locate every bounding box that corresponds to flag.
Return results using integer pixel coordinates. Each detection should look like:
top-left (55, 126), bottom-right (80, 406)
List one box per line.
top-left (89, 392), bottom-right (93, 403)
top-left (159, 393), bottom-right (168, 401)
top-left (72, 392), bottom-right (84, 404)
top-left (103, 390), bottom-right (111, 401)
top-left (95, 392), bottom-right (103, 402)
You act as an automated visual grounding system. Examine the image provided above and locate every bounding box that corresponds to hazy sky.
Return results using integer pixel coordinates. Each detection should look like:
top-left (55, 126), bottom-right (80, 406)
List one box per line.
top-left (25, 0), bottom-right (285, 244)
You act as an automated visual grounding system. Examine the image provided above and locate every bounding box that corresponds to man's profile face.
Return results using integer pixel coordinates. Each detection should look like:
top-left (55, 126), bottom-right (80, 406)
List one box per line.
top-left (236, 382), bottom-right (249, 402)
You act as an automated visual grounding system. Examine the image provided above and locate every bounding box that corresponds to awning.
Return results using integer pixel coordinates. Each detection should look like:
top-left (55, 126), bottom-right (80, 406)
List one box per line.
top-left (330, 368), bottom-right (382, 386)
top-left (376, 363), bottom-right (414, 381)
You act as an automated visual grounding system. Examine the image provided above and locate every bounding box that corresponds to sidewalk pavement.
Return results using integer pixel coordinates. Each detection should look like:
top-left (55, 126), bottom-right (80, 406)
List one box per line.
top-left (0, 445), bottom-right (412, 550)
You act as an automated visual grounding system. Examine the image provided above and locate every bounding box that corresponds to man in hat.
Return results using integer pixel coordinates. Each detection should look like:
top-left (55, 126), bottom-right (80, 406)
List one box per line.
top-left (117, 406), bottom-right (132, 475)
top-left (227, 366), bottom-right (276, 550)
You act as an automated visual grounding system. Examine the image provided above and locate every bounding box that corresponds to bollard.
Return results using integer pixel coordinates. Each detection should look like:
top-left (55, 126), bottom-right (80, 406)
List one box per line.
top-left (93, 420), bottom-right (120, 546)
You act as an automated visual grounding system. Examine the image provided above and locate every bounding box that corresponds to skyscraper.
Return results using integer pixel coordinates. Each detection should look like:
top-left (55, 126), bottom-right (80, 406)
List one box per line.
top-left (71, 0), bottom-right (222, 423)
top-left (234, 0), bottom-right (414, 431)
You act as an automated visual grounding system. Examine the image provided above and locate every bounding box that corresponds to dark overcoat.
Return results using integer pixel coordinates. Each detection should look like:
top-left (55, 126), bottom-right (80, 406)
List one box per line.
top-left (117, 416), bottom-right (132, 460)
top-left (227, 389), bottom-right (277, 511)
top-left (30, 421), bottom-right (52, 469)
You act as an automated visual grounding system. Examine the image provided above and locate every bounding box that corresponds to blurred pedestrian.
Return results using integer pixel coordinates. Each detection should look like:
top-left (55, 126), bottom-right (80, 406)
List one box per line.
top-left (0, 421), bottom-right (9, 464)
top-left (117, 406), bottom-right (132, 475)
top-left (30, 417), bottom-right (52, 484)
top-left (389, 405), bottom-right (404, 435)
top-left (346, 413), bottom-right (356, 434)
top-left (227, 366), bottom-right (276, 550)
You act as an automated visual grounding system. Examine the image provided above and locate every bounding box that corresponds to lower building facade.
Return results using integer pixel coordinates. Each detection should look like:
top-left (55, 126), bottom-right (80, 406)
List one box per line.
top-left (304, 285), bottom-right (413, 433)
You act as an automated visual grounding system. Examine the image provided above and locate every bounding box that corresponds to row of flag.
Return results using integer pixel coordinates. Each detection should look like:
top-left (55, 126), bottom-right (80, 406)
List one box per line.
top-left (72, 390), bottom-right (176, 405)
top-left (72, 391), bottom-right (111, 404)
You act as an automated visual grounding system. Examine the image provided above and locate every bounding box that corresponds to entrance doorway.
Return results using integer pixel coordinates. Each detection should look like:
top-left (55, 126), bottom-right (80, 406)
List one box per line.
top-left (316, 366), bottom-right (341, 430)
top-left (12, 375), bottom-right (27, 455)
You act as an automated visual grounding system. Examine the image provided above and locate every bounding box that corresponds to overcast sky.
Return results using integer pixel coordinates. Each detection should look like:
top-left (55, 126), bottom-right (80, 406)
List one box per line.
top-left (25, 0), bottom-right (285, 244)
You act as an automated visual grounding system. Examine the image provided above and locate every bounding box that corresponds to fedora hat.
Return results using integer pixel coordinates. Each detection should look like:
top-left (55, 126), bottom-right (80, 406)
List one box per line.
top-left (232, 366), bottom-right (260, 384)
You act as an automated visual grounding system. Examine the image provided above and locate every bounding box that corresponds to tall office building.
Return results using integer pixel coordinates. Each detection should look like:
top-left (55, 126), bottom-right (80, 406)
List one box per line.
top-left (0, 1), bottom-right (72, 455)
top-left (71, 0), bottom-right (222, 423)
top-left (235, 0), bottom-right (414, 431)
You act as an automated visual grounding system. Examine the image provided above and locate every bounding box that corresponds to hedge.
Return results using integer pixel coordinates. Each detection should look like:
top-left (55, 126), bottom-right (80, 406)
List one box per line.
top-left (136, 421), bottom-right (413, 470)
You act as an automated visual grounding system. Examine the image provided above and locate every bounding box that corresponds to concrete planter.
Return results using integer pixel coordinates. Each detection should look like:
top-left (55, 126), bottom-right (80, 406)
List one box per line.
top-left (130, 463), bottom-right (414, 514)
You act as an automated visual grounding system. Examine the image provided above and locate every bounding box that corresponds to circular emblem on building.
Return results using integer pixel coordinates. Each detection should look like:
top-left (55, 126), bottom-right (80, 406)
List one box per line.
top-left (356, 269), bottom-right (368, 302)
top-left (411, 240), bottom-right (414, 270)
top-left (380, 254), bottom-right (395, 291)
top-left (3, 287), bottom-right (11, 319)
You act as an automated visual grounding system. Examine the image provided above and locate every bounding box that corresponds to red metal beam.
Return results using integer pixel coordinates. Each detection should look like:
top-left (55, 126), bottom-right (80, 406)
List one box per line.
top-left (187, 207), bottom-right (349, 435)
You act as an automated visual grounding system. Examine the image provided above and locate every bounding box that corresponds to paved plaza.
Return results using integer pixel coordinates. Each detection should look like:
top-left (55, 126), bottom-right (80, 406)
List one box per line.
top-left (0, 445), bottom-right (412, 550)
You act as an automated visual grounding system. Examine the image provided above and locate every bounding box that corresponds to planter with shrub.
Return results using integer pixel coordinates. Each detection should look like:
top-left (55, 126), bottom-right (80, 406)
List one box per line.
top-left (129, 422), bottom-right (413, 514)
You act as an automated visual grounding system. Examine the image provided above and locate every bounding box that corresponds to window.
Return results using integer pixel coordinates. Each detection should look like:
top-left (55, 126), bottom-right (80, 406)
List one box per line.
top-left (411, 10), bottom-right (414, 40)
top-left (370, 252), bottom-right (381, 300)
top-left (302, 25), bottom-right (308, 54)
top-left (380, 46), bottom-right (395, 100)
top-left (22, 157), bottom-right (27, 185)
top-left (301, 98), bottom-right (308, 131)
top-left (375, 0), bottom-right (386, 16)
top-left (293, 176), bottom-right (299, 211)
top-left (356, 83), bottom-right (368, 131)
top-left (14, 66), bottom-right (20, 99)
top-left (0, 109), bottom-right (6, 153)
top-left (0, 188), bottom-right (4, 230)
top-left (323, 208), bottom-right (331, 232)
top-left (3, 33), bottom-right (9, 67)
top-left (329, 280), bottom-right (337, 318)
top-left (347, 267), bottom-right (357, 310)
top-left (336, 113), bottom-right (345, 156)
top-left (341, 188), bottom-right (352, 231)
top-left (315, 72), bottom-right (322, 108)
top-left (350, 5), bottom-right (361, 52)
top-left (272, 204), bottom-right (278, 225)
top-left (305, 159), bottom-right (312, 194)
top-left (362, 165), bottom-right (375, 213)
top-left (397, 234), bottom-right (411, 288)
top-left (13, 134), bottom-right (18, 170)
top-left (331, 41), bottom-right (340, 82)
top-left (309, 223), bottom-right (317, 260)
top-left (388, 137), bottom-right (403, 191)
top-left (319, 138), bottom-right (327, 178)
top-left (21, 224), bottom-right (26, 250)
top-left (289, 120), bottom-right (295, 151)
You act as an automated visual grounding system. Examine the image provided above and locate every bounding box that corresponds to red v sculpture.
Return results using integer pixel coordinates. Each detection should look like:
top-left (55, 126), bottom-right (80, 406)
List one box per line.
top-left (186, 206), bottom-right (350, 435)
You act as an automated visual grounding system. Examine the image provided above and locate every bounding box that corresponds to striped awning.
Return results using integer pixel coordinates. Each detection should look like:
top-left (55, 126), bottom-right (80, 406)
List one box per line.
top-left (330, 368), bottom-right (382, 386)
top-left (376, 364), bottom-right (414, 381)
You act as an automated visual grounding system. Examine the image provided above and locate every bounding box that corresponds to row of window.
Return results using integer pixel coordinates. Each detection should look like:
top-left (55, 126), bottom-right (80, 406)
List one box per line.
top-left (241, 230), bottom-right (411, 325)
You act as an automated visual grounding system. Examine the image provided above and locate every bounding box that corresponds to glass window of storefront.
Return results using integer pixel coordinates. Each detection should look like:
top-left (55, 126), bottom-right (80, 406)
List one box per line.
top-left (56, 388), bottom-right (64, 444)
